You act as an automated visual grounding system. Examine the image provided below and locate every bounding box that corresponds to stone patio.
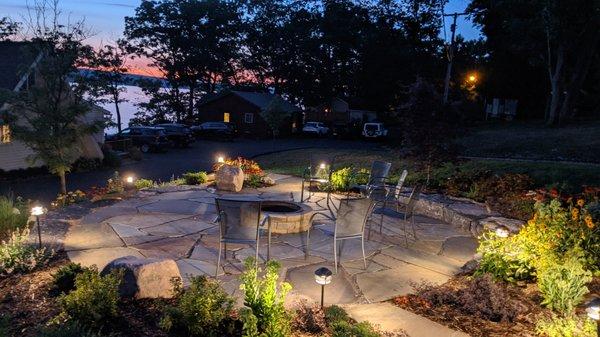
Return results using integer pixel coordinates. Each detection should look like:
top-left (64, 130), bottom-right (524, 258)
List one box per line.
top-left (61, 174), bottom-right (477, 336)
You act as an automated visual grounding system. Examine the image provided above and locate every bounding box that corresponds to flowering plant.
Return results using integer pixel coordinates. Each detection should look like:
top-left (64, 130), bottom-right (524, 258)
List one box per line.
top-left (213, 157), bottom-right (263, 176)
top-left (51, 190), bottom-right (87, 208)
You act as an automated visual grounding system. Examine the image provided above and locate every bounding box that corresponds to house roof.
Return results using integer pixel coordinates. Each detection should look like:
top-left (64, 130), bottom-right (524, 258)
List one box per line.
top-left (0, 41), bottom-right (37, 91)
top-left (199, 90), bottom-right (301, 112)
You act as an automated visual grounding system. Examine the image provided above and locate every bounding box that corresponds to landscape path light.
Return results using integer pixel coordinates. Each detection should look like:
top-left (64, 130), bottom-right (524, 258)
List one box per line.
top-left (314, 267), bottom-right (333, 308)
top-left (124, 175), bottom-right (136, 191)
top-left (217, 156), bottom-right (225, 163)
top-left (586, 297), bottom-right (599, 335)
top-left (495, 225), bottom-right (510, 238)
top-left (31, 205), bottom-right (46, 248)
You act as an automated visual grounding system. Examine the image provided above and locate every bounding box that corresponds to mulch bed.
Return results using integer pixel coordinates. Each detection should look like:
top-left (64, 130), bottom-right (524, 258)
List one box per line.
top-left (0, 252), bottom-right (169, 337)
top-left (391, 276), bottom-right (550, 337)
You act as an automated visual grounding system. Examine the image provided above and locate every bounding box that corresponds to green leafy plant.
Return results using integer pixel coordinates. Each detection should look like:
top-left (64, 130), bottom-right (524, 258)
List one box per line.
top-left (324, 305), bottom-right (351, 325)
top-left (37, 322), bottom-right (118, 337)
top-left (106, 172), bottom-right (124, 194)
top-left (239, 258), bottom-right (292, 337)
top-left (0, 227), bottom-right (52, 276)
top-left (0, 196), bottom-right (29, 240)
top-left (536, 314), bottom-right (597, 337)
top-left (159, 276), bottom-right (236, 337)
top-left (182, 171), bottom-right (208, 185)
top-left (134, 178), bottom-right (155, 190)
top-left (51, 262), bottom-right (89, 296)
top-left (330, 167), bottom-right (353, 191)
top-left (245, 174), bottom-right (264, 188)
top-left (536, 250), bottom-right (592, 314)
top-left (331, 321), bottom-right (381, 337)
top-left (57, 267), bottom-right (122, 330)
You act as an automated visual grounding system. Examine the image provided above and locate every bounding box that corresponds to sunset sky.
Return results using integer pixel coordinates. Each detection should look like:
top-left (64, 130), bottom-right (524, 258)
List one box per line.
top-left (0, 0), bottom-right (481, 77)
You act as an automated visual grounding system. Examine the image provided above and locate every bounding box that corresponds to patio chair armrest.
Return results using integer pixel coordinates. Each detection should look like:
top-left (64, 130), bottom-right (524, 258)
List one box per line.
top-left (302, 167), bottom-right (311, 179)
top-left (309, 211), bottom-right (335, 225)
top-left (214, 210), bottom-right (225, 223)
top-left (260, 215), bottom-right (270, 228)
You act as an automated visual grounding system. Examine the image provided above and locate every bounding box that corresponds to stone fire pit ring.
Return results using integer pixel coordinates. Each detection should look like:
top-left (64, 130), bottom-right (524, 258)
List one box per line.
top-left (261, 201), bottom-right (314, 234)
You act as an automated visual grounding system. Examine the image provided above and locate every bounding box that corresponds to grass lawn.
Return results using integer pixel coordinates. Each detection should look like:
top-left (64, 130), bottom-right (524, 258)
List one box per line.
top-left (457, 121), bottom-right (600, 163)
top-left (255, 148), bottom-right (600, 190)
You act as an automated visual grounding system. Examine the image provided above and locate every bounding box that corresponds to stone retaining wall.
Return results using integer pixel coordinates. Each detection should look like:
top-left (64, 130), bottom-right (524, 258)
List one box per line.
top-left (398, 193), bottom-right (524, 237)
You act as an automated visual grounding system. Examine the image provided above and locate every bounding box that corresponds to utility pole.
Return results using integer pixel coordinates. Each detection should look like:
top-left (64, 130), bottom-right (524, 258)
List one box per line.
top-left (442, 12), bottom-right (468, 105)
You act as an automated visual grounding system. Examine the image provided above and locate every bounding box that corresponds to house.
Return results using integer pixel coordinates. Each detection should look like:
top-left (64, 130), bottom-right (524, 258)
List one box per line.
top-left (305, 97), bottom-right (377, 125)
top-left (196, 90), bottom-right (302, 137)
top-left (0, 41), bottom-right (106, 172)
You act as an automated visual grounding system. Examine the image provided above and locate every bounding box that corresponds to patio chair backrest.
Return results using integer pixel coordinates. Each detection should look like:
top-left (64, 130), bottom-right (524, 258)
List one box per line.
top-left (394, 170), bottom-right (408, 199)
top-left (308, 154), bottom-right (335, 180)
top-left (215, 198), bottom-right (262, 242)
top-left (368, 161), bottom-right (391, 186)
top-left (335, 197), bottom-right (375, 237)
top-left (405, 185), bottom-right (423, 216)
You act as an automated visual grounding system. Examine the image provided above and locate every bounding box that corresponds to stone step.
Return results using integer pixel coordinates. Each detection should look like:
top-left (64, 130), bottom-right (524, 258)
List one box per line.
top-left (344, 302), bottom-right (470, 337)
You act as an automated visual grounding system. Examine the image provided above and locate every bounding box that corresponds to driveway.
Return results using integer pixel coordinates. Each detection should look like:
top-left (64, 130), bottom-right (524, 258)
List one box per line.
top-left (1, 138), bottom-right (375, 202)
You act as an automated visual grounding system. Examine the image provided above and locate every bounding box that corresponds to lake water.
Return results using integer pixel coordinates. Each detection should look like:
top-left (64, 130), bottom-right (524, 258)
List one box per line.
top-left (98, 85), bottom-right (149, 135)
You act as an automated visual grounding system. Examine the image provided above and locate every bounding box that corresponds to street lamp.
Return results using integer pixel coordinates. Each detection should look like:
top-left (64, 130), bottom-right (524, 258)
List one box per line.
top-left (467, 72), bottom-right (478, 84)
top-left (586, 297), bottom-right (599, 335)
top-left (495, 225), bottom-right (510, 238)
top-left (314, 267), bottom-right (332, 308)
top-left (319, 163), bottom-right (326, 169)
top-left (31, 205), bottom-right (45, 248)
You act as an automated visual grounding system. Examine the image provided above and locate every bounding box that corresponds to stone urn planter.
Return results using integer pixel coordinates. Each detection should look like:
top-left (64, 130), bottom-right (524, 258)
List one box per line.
top-left (216, 164), bottom-right (244, 192)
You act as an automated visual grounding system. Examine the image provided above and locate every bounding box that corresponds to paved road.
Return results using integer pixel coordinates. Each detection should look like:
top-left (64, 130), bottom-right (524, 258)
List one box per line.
top-left (1, 138), bottom-right (375, 203)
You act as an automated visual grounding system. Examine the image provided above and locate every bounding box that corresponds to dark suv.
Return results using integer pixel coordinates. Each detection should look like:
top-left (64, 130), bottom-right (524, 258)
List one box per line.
top-left (191, 122), bottom-right (236, 141)
top-left (105, 126), bottom-right (171, 153)
top-left (155, 123), bottom-right (195, 147)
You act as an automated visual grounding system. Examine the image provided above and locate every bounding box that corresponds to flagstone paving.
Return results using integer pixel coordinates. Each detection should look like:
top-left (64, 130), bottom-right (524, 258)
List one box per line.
top-left (62, 174), bottom-right (475, 336)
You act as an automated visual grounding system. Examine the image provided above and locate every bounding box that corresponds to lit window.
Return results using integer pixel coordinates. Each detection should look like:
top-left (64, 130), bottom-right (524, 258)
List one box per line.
top-left (0, 125), bottom-right (10, 144)
top-left (244, 113), bottom-right (254, 124)
top-left (223, 112), bottom-right (230, 123)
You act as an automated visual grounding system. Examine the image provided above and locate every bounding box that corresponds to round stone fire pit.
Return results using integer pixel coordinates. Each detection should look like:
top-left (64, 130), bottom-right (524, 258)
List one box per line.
top-left (261, 201), bottom-right (313, 234)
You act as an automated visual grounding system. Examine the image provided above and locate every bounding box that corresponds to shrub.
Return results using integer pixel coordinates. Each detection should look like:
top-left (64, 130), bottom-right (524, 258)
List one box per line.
top-left (37, 322), bottom-right (117, 337)
top-left (0, 227), bottom-right (52, 276)
top-left (239, 258), bottom-right (292, 337)
top-left (72, 158), bottom-right (102, 173)
top-left (292, 301), bottom-right (327, 334)
top-left (0, 196), bottom-right (29, 239)
top-left (214, 157), bottom-right (263, 175)
top-left (536, 251), bottom-right (592, 314)
top-left (106, 172), bottom-right (124, 194)
top-left (416, 274), bottom-right (524, 322)
top-left (134, 179), bottom-right (155, 190)
top-left (101, 149), bottom-right (121, 168)
top-left (159, 276), bottom-right (236, 337)
top-left (536, 314), bottom-right (597, 337)
top-left (330, 167), bottom-right (353, 191)
top-left (51, 190), bottom-right (87, 208)
top-left (324, 305), bottom-right (351, 325)
top-left (244, 174), bottom-right (264, 188)
top-left (331, 321), bottom-right (380, 337)
top-left (182, 171), bottom-right (208, 185)
top-left (57, 267), bottom-right (122, 330)
top-left (51, 263), bottom-right (89, 296)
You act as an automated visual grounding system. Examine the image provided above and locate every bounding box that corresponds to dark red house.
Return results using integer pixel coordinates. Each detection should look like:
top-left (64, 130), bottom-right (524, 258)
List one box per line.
top-left (196, 90), bottom-right (301, 138)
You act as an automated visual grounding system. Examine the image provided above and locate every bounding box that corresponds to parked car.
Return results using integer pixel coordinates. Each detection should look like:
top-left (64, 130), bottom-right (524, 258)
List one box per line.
top-left (362, 122), bottom-right (388, 139)
top-left (105, 126), bottom-right (171, 153)
top-left (302, 122), bottom-right (329, 136)
top-left (155, 123), bottom-right (195, 147)
top-left (191, 122), bottom-right (236, 141)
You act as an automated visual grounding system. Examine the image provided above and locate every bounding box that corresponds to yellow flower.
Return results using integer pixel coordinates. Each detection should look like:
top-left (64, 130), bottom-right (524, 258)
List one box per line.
top-left (585, 215), bottom-right (594, 229)
top-left (577, 199), bottom-right (585, 207)
top-left (528, 219), bottom-right (536, 226)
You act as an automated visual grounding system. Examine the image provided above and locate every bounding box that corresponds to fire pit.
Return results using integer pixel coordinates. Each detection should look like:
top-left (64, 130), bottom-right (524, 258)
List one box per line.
top-left (261, 201), bottom-right (313, 234)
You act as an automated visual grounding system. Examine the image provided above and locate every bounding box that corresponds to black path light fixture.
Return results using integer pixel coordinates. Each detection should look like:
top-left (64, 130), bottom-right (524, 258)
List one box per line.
top-left (586, 297), bottom-right (599, 336)
top-left (124, 174), bottom-right (136, 190)
top-left (314, 267), bottom-right (333, 308)
top-left (30, 205), bottom-right (46, 248)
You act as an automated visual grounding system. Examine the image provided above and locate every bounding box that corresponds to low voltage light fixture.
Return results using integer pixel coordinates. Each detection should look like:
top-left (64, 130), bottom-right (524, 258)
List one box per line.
top-left (586, 297), bottom-right (599, 335)
top-left (314, 267), bottom-right (333, 308)
top-left (495, 225), bottom-right (510, 238)
top-left (31, 205), bottom-right (46, 248)
top-left (217, 156), bottom-right (225, 163)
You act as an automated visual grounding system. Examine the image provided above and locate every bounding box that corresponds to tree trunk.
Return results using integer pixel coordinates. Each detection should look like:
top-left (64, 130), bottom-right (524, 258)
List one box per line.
top-left (114, 94), bottom-right (122, 133)
top-left (188, 86), bottom-right (195, 122)
top-left (546, 45), bottom-right (565, 126)
top-left (59, 171), bottom-right (67, 195)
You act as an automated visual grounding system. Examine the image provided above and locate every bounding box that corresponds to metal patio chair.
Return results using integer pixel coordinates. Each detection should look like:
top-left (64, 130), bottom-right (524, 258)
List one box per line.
top-left (366, 169), bottom-right (408, 239)
top-left (214, 198), bottom-right (270, 276)
top-left (300, 154), bottom-right (335, 208)
top-left (305, 197), bottom-right (375, 273)
top-left (351, 160), bottom-right (392, 197)
top-left (375, 185), bottom-right (423, 246)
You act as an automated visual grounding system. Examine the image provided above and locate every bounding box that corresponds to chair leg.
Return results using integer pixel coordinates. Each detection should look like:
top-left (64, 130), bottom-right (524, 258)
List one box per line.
top-left (224, 243), bottom-right (227, 259)
top-left (361, 236), bottom-right (367, 270)
top-left (301, 180), bottom-right (305, 202)
top-left (267, 221), bottom-right (272, 261)
top-left (333, 238), bottom-right (338, 274)
top-left (411, 215), bottom-right (417, 241)
top-left (216, 241), bottom-right (222, 277)
top-left (305, 228), bottom-right (311, 259)
top-left (255, 236), bottom-right (260, 267)
top-left (403, 220), bottom-right (408, 247)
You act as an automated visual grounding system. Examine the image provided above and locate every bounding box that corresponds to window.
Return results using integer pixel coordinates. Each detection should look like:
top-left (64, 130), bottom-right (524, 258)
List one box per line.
top-left (223, 112), bottom-right (230, 123)
top-left (244, 113), bottom-right (254, 124)
top-left (0, 125), bottom-right (11, 144)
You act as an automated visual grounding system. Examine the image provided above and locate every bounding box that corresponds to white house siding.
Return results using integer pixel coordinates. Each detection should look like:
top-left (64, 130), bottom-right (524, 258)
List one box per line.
top-left (0, 139), bottom-right (41, 171)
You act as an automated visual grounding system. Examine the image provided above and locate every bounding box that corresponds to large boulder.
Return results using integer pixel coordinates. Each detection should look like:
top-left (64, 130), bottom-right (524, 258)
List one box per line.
top-left (216, 164), bottom-right (244, 192)
top-left (101, 256), bottom-right (181, 299)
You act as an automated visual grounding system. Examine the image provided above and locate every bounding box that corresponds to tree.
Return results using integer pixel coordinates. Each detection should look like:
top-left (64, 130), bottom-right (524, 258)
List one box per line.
top-left (83, 43), bottom-right (129, 132)
top-left (124, 0), bottom-right (244, 121)
top-left (0, 17), bottom-right (19, 41)
top-left (3, 4), bottom-right (99, 194)
top-left (469, 0), bottom-right (600, 125)
top-left (260, 97), bottom-right (292, 138)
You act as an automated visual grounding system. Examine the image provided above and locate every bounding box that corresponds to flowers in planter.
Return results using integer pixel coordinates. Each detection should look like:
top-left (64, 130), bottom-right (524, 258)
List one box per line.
top-left (51, 190), bottom-right (87, 208)
top-left (214, 157), bottom-right (274, 188)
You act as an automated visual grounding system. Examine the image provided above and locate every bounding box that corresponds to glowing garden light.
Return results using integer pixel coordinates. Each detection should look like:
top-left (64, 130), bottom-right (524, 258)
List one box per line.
top-left (31, 205), bottom-right (46, 248)
top-left (314, 267), bottom-right (333, 308)
top-left (495, 225), bottom-right (510, 238)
